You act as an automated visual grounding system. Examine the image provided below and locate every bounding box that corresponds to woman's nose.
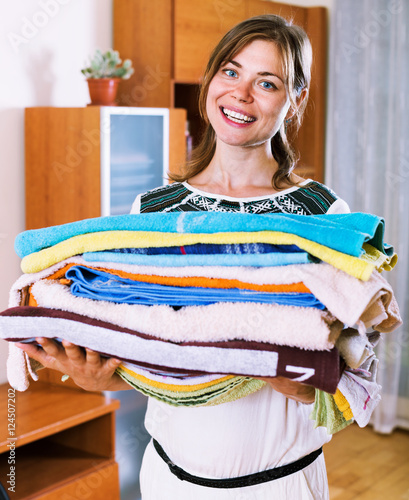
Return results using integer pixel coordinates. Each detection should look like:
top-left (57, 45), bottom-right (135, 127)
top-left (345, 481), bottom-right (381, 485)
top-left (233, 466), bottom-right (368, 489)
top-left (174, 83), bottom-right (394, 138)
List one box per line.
top-left (230, 81), bottom-right (253, 103)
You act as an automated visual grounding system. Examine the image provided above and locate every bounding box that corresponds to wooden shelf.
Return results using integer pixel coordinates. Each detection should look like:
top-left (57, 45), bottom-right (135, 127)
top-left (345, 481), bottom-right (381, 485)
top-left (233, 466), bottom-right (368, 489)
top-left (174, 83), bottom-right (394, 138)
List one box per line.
top-left (0, 382), bottom-right (120, 499)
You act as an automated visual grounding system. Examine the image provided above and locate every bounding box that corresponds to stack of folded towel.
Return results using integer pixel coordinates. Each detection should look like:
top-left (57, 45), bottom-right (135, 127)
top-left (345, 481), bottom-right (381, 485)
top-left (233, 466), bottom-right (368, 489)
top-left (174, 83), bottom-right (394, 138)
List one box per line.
top-left (0, 212), bottom-right (401, 427)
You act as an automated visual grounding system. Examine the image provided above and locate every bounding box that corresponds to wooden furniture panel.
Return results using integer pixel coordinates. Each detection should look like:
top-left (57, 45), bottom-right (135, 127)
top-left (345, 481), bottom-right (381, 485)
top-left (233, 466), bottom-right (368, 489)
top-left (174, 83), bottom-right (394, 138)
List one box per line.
top-left (246, 0), bottom-right (305, 23)
top-left (169, 107), bottom-right (188, 176)
top-left (113, 0), bottom-right (173, 107)
top-left (301, 7), bottom-right (327, 181)
top-left (0, 382), bottom-right (120, 499)
top-left (174, 0), bottom-right (248, 82)
top-left (25, 106), bottom-right (186, 230)
top-left (25, 107), bottom-right (102, 230)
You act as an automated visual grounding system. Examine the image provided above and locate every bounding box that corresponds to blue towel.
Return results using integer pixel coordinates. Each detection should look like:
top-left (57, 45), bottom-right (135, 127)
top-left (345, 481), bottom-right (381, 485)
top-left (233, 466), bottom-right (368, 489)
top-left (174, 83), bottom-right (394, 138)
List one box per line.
top-left (14, 211), bottom-right (392, 259)
top-left (82, 250), bottom-right (315, 267)
top-left (111, 243), bottom-right (305, 255)
top-left (66, 266), bottom-right (325, 308)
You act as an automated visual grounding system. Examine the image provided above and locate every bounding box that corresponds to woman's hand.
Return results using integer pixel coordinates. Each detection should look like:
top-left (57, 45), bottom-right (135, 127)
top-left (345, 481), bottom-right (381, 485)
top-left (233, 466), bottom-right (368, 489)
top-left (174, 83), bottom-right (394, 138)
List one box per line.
top-left (258, 376), bottom-right (316, 404)
top-left (15, 338), bottom-right (130, 392)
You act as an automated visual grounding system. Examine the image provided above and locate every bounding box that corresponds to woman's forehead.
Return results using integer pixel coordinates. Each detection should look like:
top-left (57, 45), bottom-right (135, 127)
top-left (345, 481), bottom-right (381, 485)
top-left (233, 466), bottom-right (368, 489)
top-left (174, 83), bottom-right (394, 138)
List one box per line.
top-left (223, 40), bottom-right (286, 76)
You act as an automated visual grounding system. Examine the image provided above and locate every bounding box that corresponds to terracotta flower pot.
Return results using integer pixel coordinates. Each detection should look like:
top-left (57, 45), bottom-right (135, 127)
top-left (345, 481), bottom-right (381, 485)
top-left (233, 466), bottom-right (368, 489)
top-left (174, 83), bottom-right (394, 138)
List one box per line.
top-left (87, 78), bottom-right (121, 106)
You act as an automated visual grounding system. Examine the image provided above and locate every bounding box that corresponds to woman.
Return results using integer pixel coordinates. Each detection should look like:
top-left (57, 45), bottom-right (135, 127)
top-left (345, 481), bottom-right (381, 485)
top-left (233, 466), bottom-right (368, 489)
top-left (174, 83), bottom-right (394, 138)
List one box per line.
top-left (18, 15), bottom-right (349, 499)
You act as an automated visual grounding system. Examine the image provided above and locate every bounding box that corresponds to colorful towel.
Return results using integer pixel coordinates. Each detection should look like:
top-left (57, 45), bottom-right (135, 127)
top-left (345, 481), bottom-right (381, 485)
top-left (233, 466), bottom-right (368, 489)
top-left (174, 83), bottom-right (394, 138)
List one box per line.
top-left (333, 388), bottom-right (354, 421)
top-left (116, 365), bottom-right (264, 407)
top-left (335, 330), bottom-right (380, 369)
top-left (8, 257), bottom-right (401, 337)
top-left (27, 280), bottom-right (344, 350)
top-left (111, 242), bottom-right (305, 255)
top-left (310, 388), bottom-right (353, 434)
top-left (66, 265), bottom-right (325, 308)
top-left (15, 211), bottom-right (392, 259)
top-left (20, 229), bottom-right (385, 280)
top-left (1, 307), bottom-right (342, 392)
top-left (338, 359), bottom-right (381, 427)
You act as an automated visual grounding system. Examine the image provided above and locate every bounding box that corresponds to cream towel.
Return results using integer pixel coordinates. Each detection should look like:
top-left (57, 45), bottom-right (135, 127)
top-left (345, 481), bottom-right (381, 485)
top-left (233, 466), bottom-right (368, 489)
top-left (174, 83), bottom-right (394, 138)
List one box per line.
top-left (29, 280), bottom-right (344, 349)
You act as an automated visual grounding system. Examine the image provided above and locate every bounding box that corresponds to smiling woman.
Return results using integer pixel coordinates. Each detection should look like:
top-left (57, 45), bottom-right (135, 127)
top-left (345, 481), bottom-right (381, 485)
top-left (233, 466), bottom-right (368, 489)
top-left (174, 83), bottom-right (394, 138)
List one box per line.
top-left (169, 15), bottom-right (312, 197)
top-left (16, 14), bottom-right (354, 500)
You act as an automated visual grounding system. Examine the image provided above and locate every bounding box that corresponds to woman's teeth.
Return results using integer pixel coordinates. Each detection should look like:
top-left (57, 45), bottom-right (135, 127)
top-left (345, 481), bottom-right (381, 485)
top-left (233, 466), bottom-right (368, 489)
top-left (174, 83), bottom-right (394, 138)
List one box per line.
top-left (222, 108), bottom-right (255, 124)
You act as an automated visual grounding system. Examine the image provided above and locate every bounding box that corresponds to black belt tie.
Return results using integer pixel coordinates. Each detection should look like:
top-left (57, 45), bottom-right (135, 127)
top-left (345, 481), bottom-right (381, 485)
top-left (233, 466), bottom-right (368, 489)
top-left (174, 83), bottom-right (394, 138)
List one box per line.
top-left (152, 439), bottom-right (323, 489)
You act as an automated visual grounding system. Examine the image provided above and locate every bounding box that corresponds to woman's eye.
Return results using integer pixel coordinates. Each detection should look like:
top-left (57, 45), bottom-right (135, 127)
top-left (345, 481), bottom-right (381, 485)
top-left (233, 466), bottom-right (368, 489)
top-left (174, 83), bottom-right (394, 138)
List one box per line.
top-left (260, 81), bottom-right (276, 90)
top-left (223, 69), bottom-right (237, 78)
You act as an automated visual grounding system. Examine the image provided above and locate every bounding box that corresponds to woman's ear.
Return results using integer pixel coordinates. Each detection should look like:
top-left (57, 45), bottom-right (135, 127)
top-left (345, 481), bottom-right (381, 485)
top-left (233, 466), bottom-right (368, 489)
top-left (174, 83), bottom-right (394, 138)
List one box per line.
top-left (286, 88), bottom-right (308, 121)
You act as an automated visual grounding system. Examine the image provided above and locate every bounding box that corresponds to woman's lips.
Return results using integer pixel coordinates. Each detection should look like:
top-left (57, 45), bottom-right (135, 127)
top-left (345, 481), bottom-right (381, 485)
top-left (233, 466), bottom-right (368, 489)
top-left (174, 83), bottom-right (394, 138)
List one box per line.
top-left (220, 106), bottom-right (257, 126)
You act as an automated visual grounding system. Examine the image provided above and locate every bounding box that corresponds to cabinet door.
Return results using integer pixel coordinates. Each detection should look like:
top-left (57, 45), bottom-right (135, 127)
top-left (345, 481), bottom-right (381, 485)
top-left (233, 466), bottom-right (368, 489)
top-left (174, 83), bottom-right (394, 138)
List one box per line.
top-left (25, 107), bottom-right (102, 230)
top-left (102, 109), bottom-right (170, 215)
top-left (113, 0), bottom-right (173, 107)
top-left (174, 0), bottom-right (248, 82)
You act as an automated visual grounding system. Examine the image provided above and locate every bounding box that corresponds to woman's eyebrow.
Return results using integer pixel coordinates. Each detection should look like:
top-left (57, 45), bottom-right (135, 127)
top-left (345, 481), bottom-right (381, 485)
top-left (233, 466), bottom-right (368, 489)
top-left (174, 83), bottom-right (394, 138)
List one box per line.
top-left (225, 60), bottom-right (284, 82)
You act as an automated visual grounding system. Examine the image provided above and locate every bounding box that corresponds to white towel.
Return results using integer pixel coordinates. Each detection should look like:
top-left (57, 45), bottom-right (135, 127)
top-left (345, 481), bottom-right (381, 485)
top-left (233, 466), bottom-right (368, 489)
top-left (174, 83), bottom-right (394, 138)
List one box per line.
top-left (338, 357), bottom-right (381, 427)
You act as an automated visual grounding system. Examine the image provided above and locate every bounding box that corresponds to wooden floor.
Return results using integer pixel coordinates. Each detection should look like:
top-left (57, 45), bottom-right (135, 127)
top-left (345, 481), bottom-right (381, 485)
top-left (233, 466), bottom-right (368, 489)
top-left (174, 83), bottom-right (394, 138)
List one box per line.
top-left (324, 423), bottom-right (409, 499)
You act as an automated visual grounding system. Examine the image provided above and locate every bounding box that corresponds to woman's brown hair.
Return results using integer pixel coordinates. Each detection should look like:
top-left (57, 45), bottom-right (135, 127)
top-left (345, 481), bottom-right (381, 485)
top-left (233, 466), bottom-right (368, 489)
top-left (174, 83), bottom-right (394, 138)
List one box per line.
top-left (169, 14), bottom-right (313, 190)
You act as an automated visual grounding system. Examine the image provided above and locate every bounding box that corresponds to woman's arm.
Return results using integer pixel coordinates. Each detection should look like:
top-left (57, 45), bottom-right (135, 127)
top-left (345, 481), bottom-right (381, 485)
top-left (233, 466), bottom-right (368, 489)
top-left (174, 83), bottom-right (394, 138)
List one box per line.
top-left (16, 338), bottom-right (132, 392)
top-left (258, 376), bottom-right (316, 404)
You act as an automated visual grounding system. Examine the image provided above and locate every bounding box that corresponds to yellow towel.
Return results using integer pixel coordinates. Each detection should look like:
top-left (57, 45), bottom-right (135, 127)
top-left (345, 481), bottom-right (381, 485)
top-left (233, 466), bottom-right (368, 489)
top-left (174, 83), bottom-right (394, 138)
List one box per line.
top-left (119, 364), bottom-right (234, 392)
top-left (361, 243), bottom-right (398, 271)
top-left (333, 388), bottom-right (354, 421)
top-left (21, 230), bottom-right (390, 280)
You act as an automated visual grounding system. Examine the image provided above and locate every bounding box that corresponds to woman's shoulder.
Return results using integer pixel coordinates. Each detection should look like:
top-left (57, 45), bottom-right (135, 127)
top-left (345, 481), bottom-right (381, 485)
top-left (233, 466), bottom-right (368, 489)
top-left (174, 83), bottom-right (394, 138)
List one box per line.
top-left (130, 182), bottom-right (190, 214)
top-left (288, 179), bottom-right (350, 215)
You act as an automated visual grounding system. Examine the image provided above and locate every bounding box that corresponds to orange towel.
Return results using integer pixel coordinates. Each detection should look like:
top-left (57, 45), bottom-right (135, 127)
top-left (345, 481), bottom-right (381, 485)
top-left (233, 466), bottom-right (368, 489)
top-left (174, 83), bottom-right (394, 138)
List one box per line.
top-left (44, 263), bottom-right (311, 294)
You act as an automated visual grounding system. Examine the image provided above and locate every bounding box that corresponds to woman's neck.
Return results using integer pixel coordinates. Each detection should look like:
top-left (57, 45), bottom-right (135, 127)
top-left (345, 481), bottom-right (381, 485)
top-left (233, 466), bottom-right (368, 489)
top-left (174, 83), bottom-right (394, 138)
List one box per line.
top-left (188, 141), bottom-right (300, 198)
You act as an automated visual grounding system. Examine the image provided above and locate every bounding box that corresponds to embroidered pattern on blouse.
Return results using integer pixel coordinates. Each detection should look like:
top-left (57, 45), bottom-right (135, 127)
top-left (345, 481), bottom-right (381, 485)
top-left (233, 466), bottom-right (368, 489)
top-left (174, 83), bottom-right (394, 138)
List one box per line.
top-left (139, 182), bottom-right (338, 215)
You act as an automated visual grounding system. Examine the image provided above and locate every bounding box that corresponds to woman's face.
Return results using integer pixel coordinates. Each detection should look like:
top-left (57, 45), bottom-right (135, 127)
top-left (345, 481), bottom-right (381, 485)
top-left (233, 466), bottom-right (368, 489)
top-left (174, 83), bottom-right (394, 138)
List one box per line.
top-left (206, 39), bottom-right (292, 149)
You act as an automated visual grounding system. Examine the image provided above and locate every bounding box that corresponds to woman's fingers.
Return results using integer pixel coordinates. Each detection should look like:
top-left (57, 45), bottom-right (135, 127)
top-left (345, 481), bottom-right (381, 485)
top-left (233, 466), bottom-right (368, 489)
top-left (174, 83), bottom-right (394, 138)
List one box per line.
top-left (62, 341), bottom-right (87, 364)
top-left (85, 348), bottom-right (103, 367)
top-left (36, 337), bottom-right (63, 358)
top-left (15, 339), bottom-right (64, 372)
top-left (16, 338), bottom-right (125, 391)
top-left (15, 341), bottom-right (48, 364)
top-left (103, 356), bottom-right (122, 373)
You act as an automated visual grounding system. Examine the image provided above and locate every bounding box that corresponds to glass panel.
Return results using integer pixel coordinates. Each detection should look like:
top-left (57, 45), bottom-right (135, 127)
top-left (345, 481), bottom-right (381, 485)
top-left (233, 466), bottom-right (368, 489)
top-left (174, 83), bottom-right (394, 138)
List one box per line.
top-left (109, 114), bottom-right (165, 215)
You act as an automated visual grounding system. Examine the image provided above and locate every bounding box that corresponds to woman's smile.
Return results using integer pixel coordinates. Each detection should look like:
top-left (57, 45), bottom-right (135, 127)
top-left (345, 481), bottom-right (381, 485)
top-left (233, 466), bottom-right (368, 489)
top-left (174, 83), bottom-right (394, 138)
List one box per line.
top-left (219, 105), bottom-right (257, 126)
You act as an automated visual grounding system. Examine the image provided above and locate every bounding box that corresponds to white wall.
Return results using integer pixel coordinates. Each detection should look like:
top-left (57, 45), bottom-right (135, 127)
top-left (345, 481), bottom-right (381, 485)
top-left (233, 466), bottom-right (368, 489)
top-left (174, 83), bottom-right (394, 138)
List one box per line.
top-left (0, 0), bottom-right (112, 383)
top-left (0, 0), bottom-right (333, 384)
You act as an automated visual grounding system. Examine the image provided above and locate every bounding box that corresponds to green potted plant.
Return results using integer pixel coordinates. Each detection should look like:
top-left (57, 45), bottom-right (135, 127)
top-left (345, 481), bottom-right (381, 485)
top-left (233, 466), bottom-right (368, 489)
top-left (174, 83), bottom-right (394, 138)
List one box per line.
top-left (81, 49), bottom-right (134, 106)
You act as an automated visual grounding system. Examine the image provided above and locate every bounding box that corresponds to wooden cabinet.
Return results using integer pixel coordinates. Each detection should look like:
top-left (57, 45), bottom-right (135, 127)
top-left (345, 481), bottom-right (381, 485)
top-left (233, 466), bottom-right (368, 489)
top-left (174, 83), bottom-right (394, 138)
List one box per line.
top-left (25, 106), bottom-right (186, 230)
top-left (113, 0), bottom-right (328, 181)
top-left (173, 0), bottom-right (248, 82)
top-left (0, 381), bottom-right (120, 499)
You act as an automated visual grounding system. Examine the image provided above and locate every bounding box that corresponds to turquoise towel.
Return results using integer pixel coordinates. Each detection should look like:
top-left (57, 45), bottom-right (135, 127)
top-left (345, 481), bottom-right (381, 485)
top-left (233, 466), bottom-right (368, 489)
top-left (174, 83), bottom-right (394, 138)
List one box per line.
top-left (15, 211), bottom-right (392, 259)
top-left (82, 249), bottom-right (315, 267)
